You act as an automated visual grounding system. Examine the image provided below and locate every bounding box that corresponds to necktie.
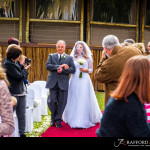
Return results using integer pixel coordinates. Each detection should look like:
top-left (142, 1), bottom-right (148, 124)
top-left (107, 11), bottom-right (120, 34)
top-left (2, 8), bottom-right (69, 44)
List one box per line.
top-left (59, 54), bottom-right (62, 64)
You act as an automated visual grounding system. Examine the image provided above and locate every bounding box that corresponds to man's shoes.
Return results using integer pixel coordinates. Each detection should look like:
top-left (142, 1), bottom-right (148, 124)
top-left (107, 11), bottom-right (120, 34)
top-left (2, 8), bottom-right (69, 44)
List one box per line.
top-left (56, 121), bottom-right (61, 128)
top-left (50, 120), bottom-right (55, 126)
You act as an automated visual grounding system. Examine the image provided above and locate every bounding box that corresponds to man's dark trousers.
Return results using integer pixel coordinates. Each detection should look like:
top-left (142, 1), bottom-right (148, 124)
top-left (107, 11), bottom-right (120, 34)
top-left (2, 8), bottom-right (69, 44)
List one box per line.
top-left (47, 83), bottom-right (68, 124)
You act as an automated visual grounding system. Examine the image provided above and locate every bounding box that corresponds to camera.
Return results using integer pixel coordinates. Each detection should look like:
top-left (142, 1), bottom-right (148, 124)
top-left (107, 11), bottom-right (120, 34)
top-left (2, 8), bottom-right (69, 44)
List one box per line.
top-left (25, 58), bottom-right (31, 65)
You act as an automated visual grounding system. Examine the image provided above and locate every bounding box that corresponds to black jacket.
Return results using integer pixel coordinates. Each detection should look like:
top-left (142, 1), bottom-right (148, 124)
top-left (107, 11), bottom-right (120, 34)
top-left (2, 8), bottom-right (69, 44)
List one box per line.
top-left (96, 93), bottom-right (150, 137)
top-left (3, 58), bottom-right (28, 95)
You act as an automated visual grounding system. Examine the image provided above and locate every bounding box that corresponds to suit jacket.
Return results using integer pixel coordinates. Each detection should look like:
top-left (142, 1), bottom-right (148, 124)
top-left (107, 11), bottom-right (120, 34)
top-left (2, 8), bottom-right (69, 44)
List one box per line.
top-left (46, 53), bottom-right (75, 90)
top-left (94, 45), bottom-right (142, 105)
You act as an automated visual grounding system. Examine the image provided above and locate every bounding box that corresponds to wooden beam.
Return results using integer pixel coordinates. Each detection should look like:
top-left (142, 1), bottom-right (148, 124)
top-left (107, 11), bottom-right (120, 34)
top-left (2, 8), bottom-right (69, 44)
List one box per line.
top-left (26, 0), bottom-right (30, 43)
top-left (0, 18), bottom-right (19, 21)
top-left (141, 0), bottom-right (146, 43)
top-left (0, 42), bottom-right (103, 50)
top-left (90, 21), bottom-right (137, 28)
top-left (145, 25), bottom-right (150, 28)
top-left (19, 0), bottom-right (23, 42)
top-left (87, 0), bottom-right (90, 45)
top-left (80, 0), bottom-right (84, 41)
top-left (136, 0), bottom-right (140, 42)
top-left (29, 18), bottom-right (81, 24)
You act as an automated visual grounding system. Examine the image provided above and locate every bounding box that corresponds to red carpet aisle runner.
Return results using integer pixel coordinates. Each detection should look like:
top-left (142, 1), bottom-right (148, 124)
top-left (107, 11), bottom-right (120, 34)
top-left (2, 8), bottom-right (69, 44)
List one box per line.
top-left (40, 122), bottom-right (100, 137)
top-left (40, 108), bottom-right (150, 137)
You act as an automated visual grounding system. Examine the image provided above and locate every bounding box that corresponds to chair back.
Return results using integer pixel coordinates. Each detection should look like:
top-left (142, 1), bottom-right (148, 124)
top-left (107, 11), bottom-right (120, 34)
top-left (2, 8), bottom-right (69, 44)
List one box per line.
top-left (28, 83), bottom-right (42, 100)
top-left (26, 87), bottom-right (35, 108)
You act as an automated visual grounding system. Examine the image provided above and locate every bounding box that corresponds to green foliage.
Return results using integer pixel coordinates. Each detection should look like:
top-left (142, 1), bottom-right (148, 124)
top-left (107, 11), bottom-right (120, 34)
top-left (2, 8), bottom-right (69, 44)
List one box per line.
top-left (95, 91), bottom-right (105, 111)
top-left (25, 115), bottom-right (51, 137)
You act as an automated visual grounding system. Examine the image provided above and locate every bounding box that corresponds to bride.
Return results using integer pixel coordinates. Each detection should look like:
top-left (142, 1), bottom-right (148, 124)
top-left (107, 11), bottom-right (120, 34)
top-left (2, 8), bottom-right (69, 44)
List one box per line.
top-left (63, 41), bottom-right (102, 128)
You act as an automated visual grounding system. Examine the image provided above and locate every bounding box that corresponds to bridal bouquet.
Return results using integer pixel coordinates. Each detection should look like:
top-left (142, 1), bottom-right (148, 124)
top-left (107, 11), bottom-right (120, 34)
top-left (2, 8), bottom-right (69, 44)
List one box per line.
top-left (77, 59), bottom-right (86, 78)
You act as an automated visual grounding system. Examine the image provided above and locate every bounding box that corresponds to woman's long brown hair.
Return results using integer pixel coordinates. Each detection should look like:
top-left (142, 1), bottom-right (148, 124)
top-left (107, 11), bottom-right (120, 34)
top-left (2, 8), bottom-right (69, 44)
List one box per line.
top-left (111, 55), bottom-right (150, 104)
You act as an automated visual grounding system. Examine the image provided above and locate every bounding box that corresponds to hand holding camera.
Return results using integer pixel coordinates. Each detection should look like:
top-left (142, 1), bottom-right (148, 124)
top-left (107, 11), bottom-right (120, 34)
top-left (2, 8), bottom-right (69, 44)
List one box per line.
top-left (25, 58), bottom-right (31, 66)
top-left (24, 58), bottom-right (31, 70)
top-left (25, 64), bottom-right (31, 70)
top-left (19, 55), bottom-right (31, 70)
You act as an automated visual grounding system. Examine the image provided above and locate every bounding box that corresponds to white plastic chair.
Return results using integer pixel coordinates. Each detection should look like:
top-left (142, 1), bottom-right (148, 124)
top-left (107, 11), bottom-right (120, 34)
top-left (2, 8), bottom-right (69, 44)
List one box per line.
top-left (12, 111), bottom-right (19, 137)
top-left (28, 83), bottom-right (41, 122)
top-left (33, 81), bottom-right (48, 115)
top-left (25, 87), bottom-right (34, 132)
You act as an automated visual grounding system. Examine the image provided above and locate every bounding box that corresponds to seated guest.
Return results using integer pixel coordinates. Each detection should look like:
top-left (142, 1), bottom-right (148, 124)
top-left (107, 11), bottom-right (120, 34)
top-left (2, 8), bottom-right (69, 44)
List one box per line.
top-left (96, 55), bottom-right (150, 137)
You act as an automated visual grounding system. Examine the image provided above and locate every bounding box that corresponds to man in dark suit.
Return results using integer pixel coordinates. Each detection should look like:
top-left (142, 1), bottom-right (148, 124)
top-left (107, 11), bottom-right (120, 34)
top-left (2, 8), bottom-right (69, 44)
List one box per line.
top-left (46, 40), bottom-right (75, 128)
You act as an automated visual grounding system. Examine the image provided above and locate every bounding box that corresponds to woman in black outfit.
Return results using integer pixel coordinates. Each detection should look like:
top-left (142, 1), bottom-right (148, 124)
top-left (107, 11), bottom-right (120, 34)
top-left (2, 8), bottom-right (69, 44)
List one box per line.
top-left (3, 45), bottom-right (30, 137)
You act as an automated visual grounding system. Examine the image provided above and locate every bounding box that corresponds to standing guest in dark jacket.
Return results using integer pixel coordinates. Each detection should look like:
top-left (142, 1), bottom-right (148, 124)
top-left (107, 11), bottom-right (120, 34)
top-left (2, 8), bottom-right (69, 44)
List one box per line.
top-left (96, 55), bottom-right (150, 137)
top-left (3, 45), bottom-right (30, 137)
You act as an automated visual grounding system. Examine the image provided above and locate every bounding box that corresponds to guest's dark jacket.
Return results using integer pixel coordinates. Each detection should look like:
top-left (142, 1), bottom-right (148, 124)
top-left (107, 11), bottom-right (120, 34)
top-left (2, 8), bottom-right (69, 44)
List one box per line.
top-left (2, 58), bottom-right (28, 94)
top-left (96, 93), bottom-right (150, 137)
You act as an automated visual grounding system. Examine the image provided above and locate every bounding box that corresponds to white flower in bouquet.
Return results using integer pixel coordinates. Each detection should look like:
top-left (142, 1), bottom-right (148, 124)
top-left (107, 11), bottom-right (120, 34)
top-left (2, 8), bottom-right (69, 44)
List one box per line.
top-left (77, 59), bottom-right (86, 78)
top-left (77, 59), bottom-right (86, 65)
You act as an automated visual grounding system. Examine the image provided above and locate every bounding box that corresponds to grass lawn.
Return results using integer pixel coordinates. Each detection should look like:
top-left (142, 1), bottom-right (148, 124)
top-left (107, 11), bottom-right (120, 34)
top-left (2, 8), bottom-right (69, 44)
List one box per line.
top-left (25, 92), bottom-right (105, 137)
top-left (95, 91), bottom-right (105, 111)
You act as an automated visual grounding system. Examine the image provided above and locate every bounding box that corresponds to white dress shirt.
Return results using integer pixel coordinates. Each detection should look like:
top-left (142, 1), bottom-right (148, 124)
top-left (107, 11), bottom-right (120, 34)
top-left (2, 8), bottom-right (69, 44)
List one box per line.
top-left (57, 53), bottom-right (65, 60)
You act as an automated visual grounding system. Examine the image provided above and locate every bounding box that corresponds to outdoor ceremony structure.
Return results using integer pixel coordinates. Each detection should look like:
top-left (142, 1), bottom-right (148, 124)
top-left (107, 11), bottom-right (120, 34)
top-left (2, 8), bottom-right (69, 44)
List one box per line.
top-left (0, 0), bottom-right (150, 91)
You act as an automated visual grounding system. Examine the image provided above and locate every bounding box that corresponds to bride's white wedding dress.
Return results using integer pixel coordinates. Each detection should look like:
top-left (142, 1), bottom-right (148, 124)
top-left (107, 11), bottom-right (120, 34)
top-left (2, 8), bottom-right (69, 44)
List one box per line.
top-left (63, 56), bottom-right (102, 128)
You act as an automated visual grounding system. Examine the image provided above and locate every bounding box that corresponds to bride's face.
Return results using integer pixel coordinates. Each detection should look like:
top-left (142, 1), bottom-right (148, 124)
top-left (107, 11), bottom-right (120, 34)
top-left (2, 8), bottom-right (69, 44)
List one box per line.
top-left (76, 44), bottom-right (84, 55)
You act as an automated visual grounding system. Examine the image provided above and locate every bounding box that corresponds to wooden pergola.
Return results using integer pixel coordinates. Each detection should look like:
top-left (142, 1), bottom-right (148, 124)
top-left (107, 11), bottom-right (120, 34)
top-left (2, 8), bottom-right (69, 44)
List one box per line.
top-left (0, 0), bottom-right (150, 91)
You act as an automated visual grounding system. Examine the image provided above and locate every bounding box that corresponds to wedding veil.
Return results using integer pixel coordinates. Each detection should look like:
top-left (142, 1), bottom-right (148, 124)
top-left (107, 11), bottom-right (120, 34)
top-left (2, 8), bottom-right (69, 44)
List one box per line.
top-left (70, 41), bottom-right (93, 61)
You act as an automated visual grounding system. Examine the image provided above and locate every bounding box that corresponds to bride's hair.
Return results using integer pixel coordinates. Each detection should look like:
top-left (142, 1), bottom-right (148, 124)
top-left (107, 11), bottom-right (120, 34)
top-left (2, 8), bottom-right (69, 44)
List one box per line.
top-left (74, 43), bottom-right (89, 59)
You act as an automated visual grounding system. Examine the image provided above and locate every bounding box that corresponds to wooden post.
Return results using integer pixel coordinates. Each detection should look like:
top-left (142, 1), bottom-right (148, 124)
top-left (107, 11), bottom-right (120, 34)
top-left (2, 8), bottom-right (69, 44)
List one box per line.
top-left (87, 0), bottom-right (90, 45)
top-left (141, 0), bottom-right (146, 43)
top-left (80, 0), bottom-right (84, 41)
top-left (136, 0), bottom-right (140, 42)
top-left (26, 0), bottom-right (30, 43)
top-left (19, 0), bottom-right (22, 42)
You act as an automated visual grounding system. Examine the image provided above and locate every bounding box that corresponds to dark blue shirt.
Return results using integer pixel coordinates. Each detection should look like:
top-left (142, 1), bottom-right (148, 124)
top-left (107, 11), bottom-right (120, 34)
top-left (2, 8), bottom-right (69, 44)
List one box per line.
top-left (96, 93), bottom-right (150, 137)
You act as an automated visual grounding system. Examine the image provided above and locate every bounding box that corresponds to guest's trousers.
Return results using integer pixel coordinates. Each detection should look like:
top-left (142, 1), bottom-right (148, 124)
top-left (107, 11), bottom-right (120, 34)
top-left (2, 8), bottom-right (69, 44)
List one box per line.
top-left (14, 96), bottom-right (26, 135)
top-left (47, 83), bottom-right (68, 123)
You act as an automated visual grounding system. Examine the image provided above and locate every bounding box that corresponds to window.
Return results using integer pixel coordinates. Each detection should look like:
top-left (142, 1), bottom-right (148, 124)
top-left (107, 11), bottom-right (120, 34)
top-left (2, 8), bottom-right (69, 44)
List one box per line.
top-left (35, 0), bottom-right (80, 20)
top-left (0, 0), bottom-right (16, 17)
top-left (91, 0), bottom-right (137, 25)
top-left (145, 0), bottom-right (150, 25)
